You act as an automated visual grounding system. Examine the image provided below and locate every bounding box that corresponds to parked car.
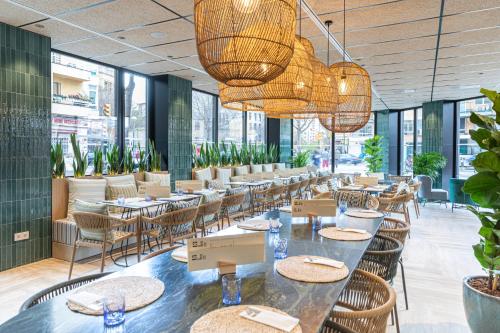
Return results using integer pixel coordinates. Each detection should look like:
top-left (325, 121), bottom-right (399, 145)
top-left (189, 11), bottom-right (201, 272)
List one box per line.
top-left (337, 154), bottom-right (362, 165)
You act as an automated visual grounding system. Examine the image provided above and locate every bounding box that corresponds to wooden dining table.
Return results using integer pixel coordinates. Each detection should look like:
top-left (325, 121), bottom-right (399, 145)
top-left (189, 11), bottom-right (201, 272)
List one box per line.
top-left (0, 210), bottom-right (383, 333)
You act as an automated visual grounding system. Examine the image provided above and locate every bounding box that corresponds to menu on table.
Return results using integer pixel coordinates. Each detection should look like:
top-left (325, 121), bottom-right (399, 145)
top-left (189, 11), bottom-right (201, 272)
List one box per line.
top-left (187, 232), bottom-right (265, 272)
top-left (292, 199), bottom-right (337, 217)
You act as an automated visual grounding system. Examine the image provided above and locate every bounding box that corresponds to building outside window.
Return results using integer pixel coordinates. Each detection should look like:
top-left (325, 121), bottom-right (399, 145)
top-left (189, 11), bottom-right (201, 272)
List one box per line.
top-left (218, 98), bottom-right (243, 146)
top-left (192, 91), bottom-right (215, 146)
top-left (124, 73), bottom-right (147, 165)
top-left (334, 114), bottom-right (375, 173)
top-left (293, 119), bottom-right (332, 170)
top-left (458, 97), bottom-right (494, 179)
top-left (247, 111), bottom-right (266, 144)
top-left (51, 52), bottom-right (117, 176)
top-left (416, 107), bottom-right (422, 154)
top-left (401, 109), bottom-right (415, 175)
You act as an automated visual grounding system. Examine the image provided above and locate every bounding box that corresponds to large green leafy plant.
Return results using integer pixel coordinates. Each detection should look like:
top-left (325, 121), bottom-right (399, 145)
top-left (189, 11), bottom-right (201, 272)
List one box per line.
top-left (463, 88), bottom-right (500, 293)
top-left (291, 150), bottom-right (310, 168)
top-left (364, 135), bottom-right (384, 173)
top-left (413, 152), bottom-right (447, 180)
top-left (70, 133), bottom-right (87, 178)
top-left (50, 141), bottom-right (65, 178)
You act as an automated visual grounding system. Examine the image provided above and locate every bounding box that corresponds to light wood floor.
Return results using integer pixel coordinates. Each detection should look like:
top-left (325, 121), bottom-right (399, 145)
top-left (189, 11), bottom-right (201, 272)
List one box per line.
top-left (0, 203), bottom-right (481, 332)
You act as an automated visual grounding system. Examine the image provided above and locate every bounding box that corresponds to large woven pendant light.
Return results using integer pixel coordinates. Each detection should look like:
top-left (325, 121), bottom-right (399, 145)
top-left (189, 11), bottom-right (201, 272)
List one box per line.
top-left (194, 0), bottom-right (296, 87)
top-left (218, 36), bottom-right (313, 112)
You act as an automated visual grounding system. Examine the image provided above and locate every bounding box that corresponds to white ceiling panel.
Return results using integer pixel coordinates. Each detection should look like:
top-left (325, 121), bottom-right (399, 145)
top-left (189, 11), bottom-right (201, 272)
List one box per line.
top-left (145, 39), bottom-right (197, 59)
top-left (444, 0), bottom-right (500, 15)
top-left (22, 19), bottom-right (94, 45)
top-left (92, 50), bottom-right (161, 67)
top-left (11, 0), bottom-right (106, 16)
top-left (126, 60), bottom-right (186, 75)
top-left (154, 0), bottom-right (194, 17)
top-left (440, 27), bottom-right (500, 48)
top-left (0, 1), bottom-right (46, 26)
top-left (55, 37), bottom-right (130, 58)
top-left (441, 7), bottom-right (500, 33)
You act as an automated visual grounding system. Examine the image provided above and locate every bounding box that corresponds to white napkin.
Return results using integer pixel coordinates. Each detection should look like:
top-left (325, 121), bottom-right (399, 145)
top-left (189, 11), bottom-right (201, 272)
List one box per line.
top-left (279, 206), bottom-right (292, 213)
top-left (304, 257), bottom-right (345, 269)
top-left (173, 246), bottom-right (187, 259)
top-left (240, 306), bottom-right (300, 333)
top-left (67, 291), bottom-right (103, 311)
top-left (337, 227), bottom-right (367, 234)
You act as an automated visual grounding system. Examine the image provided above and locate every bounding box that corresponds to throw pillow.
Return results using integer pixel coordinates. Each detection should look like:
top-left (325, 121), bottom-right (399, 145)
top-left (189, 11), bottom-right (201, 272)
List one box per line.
top-left (145, 172), bottom-right (171, 186)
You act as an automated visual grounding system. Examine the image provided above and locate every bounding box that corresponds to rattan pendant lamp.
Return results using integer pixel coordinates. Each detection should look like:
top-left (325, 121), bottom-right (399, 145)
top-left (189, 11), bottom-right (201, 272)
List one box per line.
top-left (194, 0), bottom-right (296, 87)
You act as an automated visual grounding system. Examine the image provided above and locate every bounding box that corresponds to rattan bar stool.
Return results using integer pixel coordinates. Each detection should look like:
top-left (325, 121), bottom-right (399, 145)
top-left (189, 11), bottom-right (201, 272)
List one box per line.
top-left (141, 206), bottom-right (198, 246)
top-left (69, 212), bottom-right (138, 280)
top-left (20, 272), bottom-right (111, 312)
top-left (357, 235), bottom-right (404, 333)
top-left (195, 199), bottom-right (222, 236)
top-left (219, 192), bottom-right (246, 228)
top-left (330, 269), bottom-right (396, 333)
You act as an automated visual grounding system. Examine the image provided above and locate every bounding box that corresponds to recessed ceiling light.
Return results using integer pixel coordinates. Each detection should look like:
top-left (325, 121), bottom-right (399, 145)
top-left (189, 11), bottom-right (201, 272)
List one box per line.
top-left (150, 32), bottom-right (165, 39)
top-left (403, 89), bottom-right (415, 93)
top-left (459, 84), bottom-right (480, 90)
top-left (117, 36), bottom-right (125, 40)
top-left (34, 24), bottom-right (44, 29)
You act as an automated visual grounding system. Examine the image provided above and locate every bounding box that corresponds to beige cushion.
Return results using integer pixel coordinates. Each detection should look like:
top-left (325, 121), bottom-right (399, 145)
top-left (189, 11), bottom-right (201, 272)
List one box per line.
top-left (145, 172), bottom-right (171, 186)
top-left (250, 164), bottom-right (263, 173)
top-left (67, 178), bottom-right (106, 215)
top-left (216, 168), bottom-right (232, 185)
top-left (261, 172), bottom-right (275, 180)
top-left (230, 175), bottom-right (248, 182)
top-left (108, 184), bottom-right (138, 199)
top-left (136, 181), bottom-right (161, 196)
top-left (274, 163), bottom-right (286, 170)
top-left (234, 165), bottom-right (249, 176)
top-left (194, 167), bottom-right (213, 182)
top-left (103, 174), bottom-right (136, 200)
top-left (206, 179), bottom-right (227, 190)
top-left (263, 164), bottom-right (273, 172)
top-left (73, 200), bottom-right (110, 241)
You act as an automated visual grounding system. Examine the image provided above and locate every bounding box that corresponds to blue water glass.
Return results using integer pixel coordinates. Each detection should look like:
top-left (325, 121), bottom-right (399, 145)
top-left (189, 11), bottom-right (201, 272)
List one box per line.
top-left (103, 293), bottom-right (125, 326)
top-left (339, 201), bottom-right (348, 214)
top-left (269, 218), bottom-right (280, 233)
top-left (144, 195), bottom-right (152, 202)
top-left (222, 274), bottom-right (241, 305)
top-left (274, 238), bottom-right (288, 259)
top-left (312, 216), bottom-right (322, 231)
top-left (177, 187), bottom-right (184, 196)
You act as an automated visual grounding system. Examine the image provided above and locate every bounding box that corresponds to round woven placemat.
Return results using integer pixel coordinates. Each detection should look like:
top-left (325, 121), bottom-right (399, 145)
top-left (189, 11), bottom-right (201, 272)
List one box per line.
top-left (67, 276), bottom-right (164, 315)
top-left (172, 246), bottom-right (188, 263)
top-left (345, 209), bottom-right (384, 219)
top-left (190, 305), bottom-right (302, 333)
top-left (318, 227), bottom-right (372, 241)
top-left (237, 219), bottom-right (282, 231)
top-left (276, 255), bottom-right (349, 283)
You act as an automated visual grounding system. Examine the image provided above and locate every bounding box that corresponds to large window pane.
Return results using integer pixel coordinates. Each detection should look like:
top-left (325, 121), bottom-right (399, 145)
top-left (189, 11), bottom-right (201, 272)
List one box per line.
top-left (401, 110), bottom-right (415, 175)
top-left (416, 107), bottom-right (422, 154)
top-left (247, 111), bottom-right (266, 144)
top-left (293, 119), bottom-right (332, 170)
top-left (334, 114), bottom-right (375, 173)
top-left (51, 52), bottom-right (117, 176)
top-left (124, 73), bottom-right (147, 161)
top-left (192, 91), bottom-right (214, 145)
top-left (218, 99), bottom-right (243, 146)
top-left (458, 97), bottom-right (494, 179)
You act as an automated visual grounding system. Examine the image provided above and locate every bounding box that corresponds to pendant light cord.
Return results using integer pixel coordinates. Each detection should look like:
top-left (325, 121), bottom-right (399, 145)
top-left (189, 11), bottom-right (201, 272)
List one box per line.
top-left (326, 21), bottom-right (330, 66)
top-left (343, 0), bottom-right (346, 62)
top-left (299, 0), bottom-right (302, 38)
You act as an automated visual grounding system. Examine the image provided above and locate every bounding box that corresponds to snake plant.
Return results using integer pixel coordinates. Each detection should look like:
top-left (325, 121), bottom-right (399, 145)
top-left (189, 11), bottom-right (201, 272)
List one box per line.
top-left (122, 147), bottom-right (134, 174)
top-left (93, 146), bottom-right (103, 176)
top-left (50, 141), bottom-right (65, 178)
top-left (70, 133), bottom-right (88, 178)
top-left (106, 144), bottom-right (121, 175)
top-left (138, 143), bottom-right (148, 172)
top-left (148, 139), bottom-right (162, 172)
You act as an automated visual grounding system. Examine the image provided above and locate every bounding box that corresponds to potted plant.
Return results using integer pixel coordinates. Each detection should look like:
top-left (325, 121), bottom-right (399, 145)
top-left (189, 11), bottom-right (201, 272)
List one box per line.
top-left (51, 140), bottom-right (68, 222)
top-left (51, 141), bottom-right (65, 179)
top-left (461, 88), bottom-right (500, 333)
top-left (413, 152), bottom-right (447, 180)
top-left (267, 143), bottom-right (279, 164)
top-left (93, 146), bottom-right (103, 176)
top-left (148, 139), bottom-right (164, 173)
top-left (122, 147), bottom-right (134, 174)
top-left (230, 142), bottom-right (240, 166)
top-left (135, 144), bottom-right (148, 182)
top-left (106, 144), bottom-right (121, 175)
top-left (364, 135), bottom-right (383, 173)
top-left (70, 133), bottom-right (88, 178)
top-left (291, 150), bottom-right (310, 168)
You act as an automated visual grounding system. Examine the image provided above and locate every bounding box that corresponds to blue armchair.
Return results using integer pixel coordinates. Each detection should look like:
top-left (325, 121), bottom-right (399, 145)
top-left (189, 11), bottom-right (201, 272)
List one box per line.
top-left (449, 178), bottom-right (475, 212)
top-left (416, 175), bottom-right (448, 206)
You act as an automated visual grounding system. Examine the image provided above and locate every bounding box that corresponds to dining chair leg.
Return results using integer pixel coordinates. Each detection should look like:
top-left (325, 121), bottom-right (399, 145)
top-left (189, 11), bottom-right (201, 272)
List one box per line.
top-left (68, 232), bottom-right (78, 280)
top-left (400, 259), bottom-right (409, 310)
top-left (100, 243), bottom-right (107, 273)
top-left (394, 303), bottom-right (401, 333)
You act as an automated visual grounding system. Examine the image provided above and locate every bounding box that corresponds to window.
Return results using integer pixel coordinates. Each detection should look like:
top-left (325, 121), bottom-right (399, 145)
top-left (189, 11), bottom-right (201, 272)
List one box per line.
top-left (218, 98), bottom-right (243, 146)
top-left (51, 52), bottom-right (117, 176)
top-left (401, 110), bottom-right (415, 175)
top-left (334, 114), bottom-right (375, 173)
top-left (192, 91), bottom-right (215, 145)
top-left (247, 111), bottom-right (266, 144)
top-left (416, 108), bottom-right (422, 154)
top-left (458, 97), bottom-right (494, 179)
top-left (293, 119), bottom-right (332, 170)
top-left (124, 73), bottom-right (147, 163)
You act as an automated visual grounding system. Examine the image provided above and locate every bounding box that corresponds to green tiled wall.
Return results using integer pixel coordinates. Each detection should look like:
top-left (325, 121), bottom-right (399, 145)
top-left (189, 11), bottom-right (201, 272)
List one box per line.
top-left (0, 23), bottom-right (52, 271)
top-left (375, 111), bottom-right (390, 173)
top-left (279, 119), bottom-right (292, 164)
top-left (422, 101), bottom-right (444, 188)
top-left (166, 75), bottom-right (192, 189)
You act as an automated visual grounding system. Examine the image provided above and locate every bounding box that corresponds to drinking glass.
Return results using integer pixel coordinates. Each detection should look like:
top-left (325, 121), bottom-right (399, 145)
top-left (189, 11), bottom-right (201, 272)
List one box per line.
top-left (269, 218), bottom-right (280, 233)
top-left (274, 238), bottom-right (288, 259)
top-left (177, 187), bottom-right (184, 196)
top-left (339, 201), bottom-right (348, 214)
top-left (117, 195), bottom-right (125, 206)
top-left (312, 216), bottom-right (322, 231)
top-left (103, 293), bottom-right (125, 326)
top-left (144, 195), bottom-right (152, 202)
top-left (222, 274), bottom-right (241, 305)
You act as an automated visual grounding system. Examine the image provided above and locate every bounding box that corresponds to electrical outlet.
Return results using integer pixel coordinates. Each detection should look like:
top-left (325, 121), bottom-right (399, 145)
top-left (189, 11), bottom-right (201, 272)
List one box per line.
top-left (14, 231), bottom-right (30, 242)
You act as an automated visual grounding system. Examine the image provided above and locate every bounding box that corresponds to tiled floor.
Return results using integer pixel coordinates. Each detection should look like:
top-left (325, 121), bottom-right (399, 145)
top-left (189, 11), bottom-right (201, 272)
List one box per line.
top-left (0, 203), bottom-right (481, 332)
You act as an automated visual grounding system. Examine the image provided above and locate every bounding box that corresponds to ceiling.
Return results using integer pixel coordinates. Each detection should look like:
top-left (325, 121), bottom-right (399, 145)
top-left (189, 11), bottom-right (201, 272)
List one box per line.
top-left (2, 0), bottom-right (500, 110)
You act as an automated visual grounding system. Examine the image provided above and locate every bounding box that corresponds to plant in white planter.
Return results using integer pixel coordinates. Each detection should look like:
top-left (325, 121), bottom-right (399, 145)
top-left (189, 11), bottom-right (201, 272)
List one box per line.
top-left (462, 88), bottom-right (499, 333)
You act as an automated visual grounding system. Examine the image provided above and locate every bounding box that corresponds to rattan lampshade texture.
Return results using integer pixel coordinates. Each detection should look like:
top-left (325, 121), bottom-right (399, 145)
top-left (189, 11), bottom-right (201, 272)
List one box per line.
top-left (194, 0), bottom-right (296, 87)
top-left (218, 37), bottom-right (313, 113)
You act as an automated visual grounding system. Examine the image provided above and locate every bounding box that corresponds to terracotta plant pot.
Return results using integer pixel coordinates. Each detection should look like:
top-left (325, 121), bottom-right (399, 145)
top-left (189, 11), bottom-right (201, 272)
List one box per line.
top-left (463, 276), bottom-right (500, 333)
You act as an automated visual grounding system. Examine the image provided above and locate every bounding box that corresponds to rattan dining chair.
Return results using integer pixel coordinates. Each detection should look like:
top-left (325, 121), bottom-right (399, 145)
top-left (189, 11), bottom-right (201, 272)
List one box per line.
top-left (252, 187), bottom-right (270, 214)
top-left (313, 192), bottom-right (332, 199)
top-left (219, 192), bottom-right (246, 228)
top-left (306, 177), bottom-right (318, 197)
top-left (265, 185), bottom-right (286, 210)
top-left (317, 175), bottom-right (332, 186)
top-left (284, 181), bottom-right (301, 205)
top-left (378, 192), bottom-right (413, 225)
top-left (195, 199), bottom-right (222, 236)
top-left (20, 272), bottom-right (111, 312)
top-left (69, 212), bottom-right (138, 280)
top-left (357, 235), bottom-right (404, 333)
top-left (142, 244), bottom-right (181, 260)
top-left (332, 190), bottom-right (379, 210)
top-left (410, 181), bottom-right (421, 218)
top-left (141, 206), bottom-right (199, 246)
top-left (321, 320), bottom-right (358, 333)
top-left (330, 269), bottom-right (396, 333)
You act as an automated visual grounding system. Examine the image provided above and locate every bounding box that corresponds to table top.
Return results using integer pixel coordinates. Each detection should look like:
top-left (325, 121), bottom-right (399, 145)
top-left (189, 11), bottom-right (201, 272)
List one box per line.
top-left (339, 184), bottom-right (389, 192)
top-left (100, 198), bottom-right (165, 209)
top-left (0, 211), bottom-right (383, 333)
top-left (227, 180), bottom-right (273, 186)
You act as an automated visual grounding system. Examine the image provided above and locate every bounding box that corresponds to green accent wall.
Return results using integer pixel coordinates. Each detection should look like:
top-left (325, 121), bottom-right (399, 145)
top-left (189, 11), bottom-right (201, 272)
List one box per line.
top-left (279, 119), bottom-right (292, 164)
top-left (0, 23), bottom-right (52, 271)
top-left (422, 101), bottom-right (444, 187)
top-left (166, 75), bottom-right (192, 189)
top-left (375, 111), bottom-right (390, 173)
